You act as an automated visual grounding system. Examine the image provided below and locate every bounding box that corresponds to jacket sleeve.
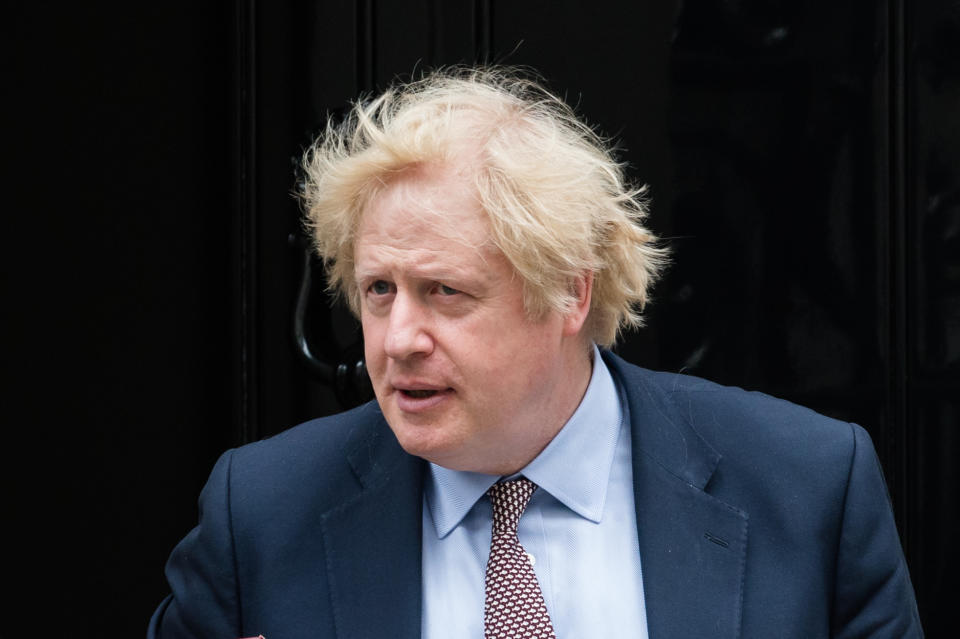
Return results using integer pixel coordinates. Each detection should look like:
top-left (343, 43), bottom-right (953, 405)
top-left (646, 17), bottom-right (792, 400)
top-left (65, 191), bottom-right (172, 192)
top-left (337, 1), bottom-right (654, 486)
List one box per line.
top-left (831, 424), bottom-right (923, 638)
top-left (148, 450), bottom-right (240, 639)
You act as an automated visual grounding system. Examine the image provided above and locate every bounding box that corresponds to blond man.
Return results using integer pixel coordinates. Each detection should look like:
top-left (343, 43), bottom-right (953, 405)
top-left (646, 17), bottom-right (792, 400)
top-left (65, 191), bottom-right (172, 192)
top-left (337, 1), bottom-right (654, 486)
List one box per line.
top-left (150, 67), bottom-right (921, 639)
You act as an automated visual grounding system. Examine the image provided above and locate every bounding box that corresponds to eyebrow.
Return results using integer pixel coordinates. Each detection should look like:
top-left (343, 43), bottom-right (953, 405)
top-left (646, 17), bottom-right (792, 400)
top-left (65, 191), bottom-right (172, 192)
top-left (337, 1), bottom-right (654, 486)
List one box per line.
top-left (355, 265), bottom-right (473, 283)
top-left (354, 258), bottom-right (498, 289)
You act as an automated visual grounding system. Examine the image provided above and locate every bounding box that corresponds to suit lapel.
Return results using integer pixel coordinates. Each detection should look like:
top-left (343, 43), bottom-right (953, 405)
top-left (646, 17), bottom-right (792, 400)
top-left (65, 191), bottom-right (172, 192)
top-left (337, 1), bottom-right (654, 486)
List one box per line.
top-left (605, 352), bottom-right (748, 639)
top-left (320, 355), bottom-right (747, 638)
top-left (632, 450), bottom-right (748, 638)
top-left (321, 417), bottom-right (425, 639)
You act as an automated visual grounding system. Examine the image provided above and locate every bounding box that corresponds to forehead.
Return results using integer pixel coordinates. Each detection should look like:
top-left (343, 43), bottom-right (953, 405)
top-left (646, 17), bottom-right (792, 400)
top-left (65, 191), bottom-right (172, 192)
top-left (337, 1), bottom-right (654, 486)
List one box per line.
top-left (355, 164), bottom-right (495, 261)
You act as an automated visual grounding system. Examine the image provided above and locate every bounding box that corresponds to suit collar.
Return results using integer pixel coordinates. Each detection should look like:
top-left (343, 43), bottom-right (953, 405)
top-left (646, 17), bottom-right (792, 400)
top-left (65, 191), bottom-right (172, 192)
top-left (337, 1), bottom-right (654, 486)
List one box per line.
top-left (321, 409), bottom-right (425, 639)
top-left (603, 350), bottom-right (721, 490)
top-left (604, 351), bottom-right (748, 639)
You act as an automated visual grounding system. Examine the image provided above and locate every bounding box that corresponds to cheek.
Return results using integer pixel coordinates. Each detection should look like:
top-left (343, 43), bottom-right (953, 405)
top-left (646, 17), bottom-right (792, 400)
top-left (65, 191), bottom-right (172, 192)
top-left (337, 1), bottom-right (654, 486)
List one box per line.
top-left (361, 318), bottom-right (386, 373)
top-left (465, 331), bottom-right (556, 397)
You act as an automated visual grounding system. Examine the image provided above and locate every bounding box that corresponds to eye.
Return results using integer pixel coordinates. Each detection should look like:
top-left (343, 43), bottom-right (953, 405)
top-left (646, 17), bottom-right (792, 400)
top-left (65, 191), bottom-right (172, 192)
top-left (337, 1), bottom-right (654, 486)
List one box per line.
top-left (369, 280), bottom-right (393, 295)
top-left (437, 284), bottom-right (460, 296)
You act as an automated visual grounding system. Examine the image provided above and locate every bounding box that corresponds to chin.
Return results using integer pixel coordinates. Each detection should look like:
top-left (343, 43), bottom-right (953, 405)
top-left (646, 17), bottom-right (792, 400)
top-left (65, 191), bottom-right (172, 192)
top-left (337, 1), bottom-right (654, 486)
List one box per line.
top-left (387, 423), bottom-right (469, 470)
top-left (387, 416), bottom-right (444, 455)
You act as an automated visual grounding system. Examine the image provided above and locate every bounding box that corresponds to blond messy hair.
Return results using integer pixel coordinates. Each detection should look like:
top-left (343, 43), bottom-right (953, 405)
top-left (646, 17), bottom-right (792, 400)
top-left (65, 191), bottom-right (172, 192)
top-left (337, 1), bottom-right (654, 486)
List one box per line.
top-left (301, 66), bottom-right (667, 347)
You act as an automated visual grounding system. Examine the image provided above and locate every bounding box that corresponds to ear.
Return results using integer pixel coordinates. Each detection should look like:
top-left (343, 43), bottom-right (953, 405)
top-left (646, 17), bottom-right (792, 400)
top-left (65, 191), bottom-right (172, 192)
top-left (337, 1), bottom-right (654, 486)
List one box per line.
top-left (562, 271), bottom-right (594, 337)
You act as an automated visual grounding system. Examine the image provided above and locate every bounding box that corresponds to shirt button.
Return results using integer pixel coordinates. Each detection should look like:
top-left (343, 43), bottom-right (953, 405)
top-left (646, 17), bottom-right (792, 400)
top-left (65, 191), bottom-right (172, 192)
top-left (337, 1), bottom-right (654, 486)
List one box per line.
top-left (526, 552), bottom-right (536, 566)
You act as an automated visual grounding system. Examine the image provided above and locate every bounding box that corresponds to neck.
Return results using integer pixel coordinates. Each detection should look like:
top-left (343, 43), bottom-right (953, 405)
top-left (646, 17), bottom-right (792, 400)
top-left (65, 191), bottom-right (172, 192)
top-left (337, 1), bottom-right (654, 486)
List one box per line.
top-left (489, 341), bottom-right (594, 476)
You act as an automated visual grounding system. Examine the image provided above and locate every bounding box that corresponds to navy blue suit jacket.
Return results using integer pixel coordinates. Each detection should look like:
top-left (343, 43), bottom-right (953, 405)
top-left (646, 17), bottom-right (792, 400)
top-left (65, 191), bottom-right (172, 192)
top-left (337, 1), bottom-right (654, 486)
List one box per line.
top-left (149, 352), bottom-right (922, 638)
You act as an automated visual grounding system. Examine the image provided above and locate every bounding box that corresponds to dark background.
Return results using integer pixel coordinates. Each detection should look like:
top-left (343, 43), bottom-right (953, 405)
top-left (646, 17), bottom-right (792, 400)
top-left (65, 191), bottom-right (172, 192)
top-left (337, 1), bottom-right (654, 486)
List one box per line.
top-left (3, 1), bottom-right (958, 636)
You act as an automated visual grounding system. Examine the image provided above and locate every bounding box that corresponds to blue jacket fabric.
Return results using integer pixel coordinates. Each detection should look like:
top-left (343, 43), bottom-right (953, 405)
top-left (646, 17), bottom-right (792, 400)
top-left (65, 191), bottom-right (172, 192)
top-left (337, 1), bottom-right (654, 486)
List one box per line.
top-left (149, 351), bottom-right (922, 638)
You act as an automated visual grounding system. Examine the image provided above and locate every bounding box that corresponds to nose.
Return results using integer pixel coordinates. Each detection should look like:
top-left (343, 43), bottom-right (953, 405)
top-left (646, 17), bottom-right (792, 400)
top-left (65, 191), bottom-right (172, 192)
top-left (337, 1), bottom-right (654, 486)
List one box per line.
top-left (383, 292), bottom-right (434, 360)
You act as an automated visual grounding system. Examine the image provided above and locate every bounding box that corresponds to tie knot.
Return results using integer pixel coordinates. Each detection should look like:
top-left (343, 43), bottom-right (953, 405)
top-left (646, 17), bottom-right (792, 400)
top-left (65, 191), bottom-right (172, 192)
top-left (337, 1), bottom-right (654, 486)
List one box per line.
top-left (487, 477), bottom-right (538, 534)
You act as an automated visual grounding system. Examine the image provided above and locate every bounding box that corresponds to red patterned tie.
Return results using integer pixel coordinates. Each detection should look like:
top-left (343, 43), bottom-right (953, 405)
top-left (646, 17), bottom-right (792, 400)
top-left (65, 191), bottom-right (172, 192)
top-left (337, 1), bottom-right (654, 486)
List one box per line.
top-left (484, 478), bottom-right (557, 639)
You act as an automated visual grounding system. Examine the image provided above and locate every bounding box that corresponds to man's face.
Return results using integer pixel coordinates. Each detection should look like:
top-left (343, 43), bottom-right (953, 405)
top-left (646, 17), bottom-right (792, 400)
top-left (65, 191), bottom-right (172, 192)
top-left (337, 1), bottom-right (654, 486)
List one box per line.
top-left (354, 164), bottom-right (590, 475)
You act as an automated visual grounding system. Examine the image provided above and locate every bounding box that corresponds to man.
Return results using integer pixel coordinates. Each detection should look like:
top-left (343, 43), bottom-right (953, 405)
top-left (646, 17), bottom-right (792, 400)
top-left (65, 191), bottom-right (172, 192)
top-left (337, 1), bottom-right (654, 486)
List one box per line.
top-left (150, 67), bottom-right (922, 638)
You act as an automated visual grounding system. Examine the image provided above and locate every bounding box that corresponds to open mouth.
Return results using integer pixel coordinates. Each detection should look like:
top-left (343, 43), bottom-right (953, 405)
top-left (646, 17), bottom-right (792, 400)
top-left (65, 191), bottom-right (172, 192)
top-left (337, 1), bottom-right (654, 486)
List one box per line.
top-left (394, 386), bottom-right (452, 411)
top-left (401, 389), bottom-right (440, 398)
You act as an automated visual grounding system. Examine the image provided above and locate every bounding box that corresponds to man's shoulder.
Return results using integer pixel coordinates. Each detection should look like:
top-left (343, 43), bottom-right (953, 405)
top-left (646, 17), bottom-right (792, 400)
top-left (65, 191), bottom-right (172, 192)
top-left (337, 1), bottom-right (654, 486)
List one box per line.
top-left (212, 401), bottom-right (395, 517)
top-left (605, 350), bottom-right (873, 535)
top-left (603, 350), bottom-right (859, 465)
top-left (235, 400), bottom-right (387, 464)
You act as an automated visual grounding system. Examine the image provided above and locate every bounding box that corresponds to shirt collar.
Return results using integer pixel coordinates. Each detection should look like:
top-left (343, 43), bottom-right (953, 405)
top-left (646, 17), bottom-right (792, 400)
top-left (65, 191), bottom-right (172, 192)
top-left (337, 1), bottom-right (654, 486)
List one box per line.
top-left (425, 344), bottom-right (623, 538)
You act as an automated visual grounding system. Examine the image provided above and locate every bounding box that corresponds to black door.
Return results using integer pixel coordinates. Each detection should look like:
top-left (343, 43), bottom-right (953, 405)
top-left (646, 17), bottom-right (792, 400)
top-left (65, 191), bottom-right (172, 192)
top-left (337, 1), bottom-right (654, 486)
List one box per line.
top-left (5, 1), bottom-right (957, 635)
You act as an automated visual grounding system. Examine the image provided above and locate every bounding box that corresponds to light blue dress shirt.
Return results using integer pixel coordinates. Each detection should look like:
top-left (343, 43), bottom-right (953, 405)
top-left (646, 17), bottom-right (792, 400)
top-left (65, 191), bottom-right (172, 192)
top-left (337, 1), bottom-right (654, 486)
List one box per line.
top-left (421, 346), bottom-right (649, 638)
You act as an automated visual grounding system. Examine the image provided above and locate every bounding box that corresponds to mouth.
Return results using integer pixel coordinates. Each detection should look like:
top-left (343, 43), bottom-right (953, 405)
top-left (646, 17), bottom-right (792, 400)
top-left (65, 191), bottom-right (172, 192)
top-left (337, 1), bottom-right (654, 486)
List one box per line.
top-left (401, 389), bottom-right (440, 399)
top-left (392, 385), bottom-right (453, 412)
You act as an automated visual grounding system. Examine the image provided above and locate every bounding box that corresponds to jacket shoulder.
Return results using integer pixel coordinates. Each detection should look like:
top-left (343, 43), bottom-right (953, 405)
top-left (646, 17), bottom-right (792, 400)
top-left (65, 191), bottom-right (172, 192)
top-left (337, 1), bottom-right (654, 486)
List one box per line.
top-left (603, 350), bottom-right (860, 480)
top-left (233, 401), bottom-right (385, 464)
top-left (222, 401), bottom-right (391, 517)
